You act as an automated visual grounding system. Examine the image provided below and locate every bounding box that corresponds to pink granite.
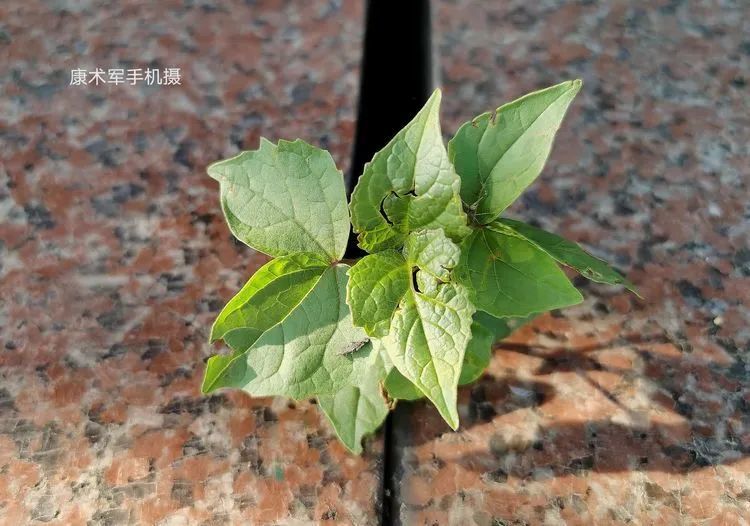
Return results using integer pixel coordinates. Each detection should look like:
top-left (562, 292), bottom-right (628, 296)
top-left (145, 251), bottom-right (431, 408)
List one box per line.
top-left (0, 1), bottom-right (379, 524)
top-left (389, 1), bottom-right (750, 524)
top-left (2, 0), bottom-right (749, 524)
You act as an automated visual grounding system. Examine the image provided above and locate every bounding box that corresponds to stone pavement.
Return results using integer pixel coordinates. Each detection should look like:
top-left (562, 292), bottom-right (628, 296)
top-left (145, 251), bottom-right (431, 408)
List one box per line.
top-left (391, 1), bottom-right (750, 524)
top-left (1, 1), bottom-right (377, 524)
top-left (1, 1), bottom-right (749, 525)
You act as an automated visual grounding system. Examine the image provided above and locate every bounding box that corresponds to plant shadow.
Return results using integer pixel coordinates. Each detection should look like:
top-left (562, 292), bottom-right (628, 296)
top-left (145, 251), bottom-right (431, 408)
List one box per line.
top-left (395, 332), bottom-right (749, 476)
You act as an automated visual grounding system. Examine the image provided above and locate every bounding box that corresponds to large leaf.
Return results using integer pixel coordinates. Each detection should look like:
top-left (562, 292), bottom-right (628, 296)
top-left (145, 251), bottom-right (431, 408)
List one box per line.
top-left (208, 138), bottom-right (349, 261)
top-left (209, 253), bottom-right (329, 351)
top-left (317, 349), bottom-right (389, 454)
top-left (202, 265), bottom-right (373, 398)
top-left (349, 90), bottom-right (470, 252)
top-left (346, 229), bottom-right (461, 337)
top-left (448, 80), bottom-right (581, 223)
top-left (457, 225), bottom-right (583, 318)
top-left (499, 218), bottom-right (639, 295)
top-left (347, 230), bottom-right (474, 427)
top-left (384, 281), bottom-right (475, 429)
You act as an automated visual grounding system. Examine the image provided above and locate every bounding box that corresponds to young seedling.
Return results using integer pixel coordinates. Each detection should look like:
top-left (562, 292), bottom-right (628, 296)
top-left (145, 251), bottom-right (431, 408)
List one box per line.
top-left (202, 80), bottom-right (638, 453)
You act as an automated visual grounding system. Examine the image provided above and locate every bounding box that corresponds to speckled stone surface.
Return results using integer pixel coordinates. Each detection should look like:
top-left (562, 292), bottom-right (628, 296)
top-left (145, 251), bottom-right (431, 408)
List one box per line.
top-left (3, 0), bottom-right (750, 525)
top-left (0, 1), bottom-right (378, 524)
top-left (390, 1), bottom-right (749, 524)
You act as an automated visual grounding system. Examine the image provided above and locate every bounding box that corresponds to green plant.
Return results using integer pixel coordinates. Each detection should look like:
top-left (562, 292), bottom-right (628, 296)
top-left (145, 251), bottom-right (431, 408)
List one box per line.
top-left (202, 80), bottom-right (637, 453)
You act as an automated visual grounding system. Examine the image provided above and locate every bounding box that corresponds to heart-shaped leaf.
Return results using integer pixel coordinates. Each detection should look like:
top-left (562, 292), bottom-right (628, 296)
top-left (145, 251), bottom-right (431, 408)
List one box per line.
top-left (208, 138), bottom-right (349, 261)
top-left (347, 230), bottom-right (473, 428)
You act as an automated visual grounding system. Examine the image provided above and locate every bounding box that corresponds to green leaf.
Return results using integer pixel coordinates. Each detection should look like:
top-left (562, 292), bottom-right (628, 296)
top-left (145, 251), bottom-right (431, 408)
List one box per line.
top-left (457, 225), bottom-right (583, 318)
top-left (380, 310), bottom-right (536, 394)
top-left (349, 90), bottom-right (470, 252)
top-left (458, 311), bottom-right (534, 385)
top-left (210, 253), bottom-right (329, 351)
top-left (384, 368), bottom-right (424, 401)
top-left (459, 316), bottom-right (494, 386)
top-left (318, 384), bottom-right (389, 454)
top-left (346, 251), bottom-right (409, 337)
top-left (347, 230), bottom-right (473, 427)
top-left (346, 229), bottom-right (461, 337)
top-left (448, 80), bottom-right (582, 224)
top-left (201, 353), bottom-right (242, 395)
top-left (317, 347), bottom-right (389, 454)
top-left (202, 265), bottom-right (373, 399)
top-left (208, 138), bottom-right (349, 261)
top-left (382, 312), bottom-right (517, 391)
top-left (498, 218), bottom-right (639, 295)
top-left (377, 340), bottom-right (424, 401)
top-left (386, 236), bottom-right (472, 417)
top-left (384, 282), bottom-right (474, 429)
top-left (404, 227), bottom-right (461, 290)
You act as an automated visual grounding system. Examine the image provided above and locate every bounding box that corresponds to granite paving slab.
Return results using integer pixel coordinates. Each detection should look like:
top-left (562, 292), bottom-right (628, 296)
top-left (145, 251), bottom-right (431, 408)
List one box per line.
top-left (389, 1), bottom-right (750, 524)
top-left (3, 1), bottom-right (750, 525)
top-left (0, 1), bottom-right (379, 524)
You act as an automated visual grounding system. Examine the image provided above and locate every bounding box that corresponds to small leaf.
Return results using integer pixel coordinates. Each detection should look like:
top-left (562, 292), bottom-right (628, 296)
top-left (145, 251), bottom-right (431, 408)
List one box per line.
top-left (448, 80), bottom-right (581, 223)
top-left (202, 265), bottom-right (373, 399)
top-left (377, 340), bottom-right (424, 401)
top-left (458, 316), bottom-right (494, 386)
top-left (318, 347), bottom-right (389, 454)
top-left (459, 311), bottom-right (534, 385)
top-left (210, 253), bottom-right (329, 349)
top-left (350, 90), bottom-right (470, 252)
top-left (457, 225), bottom-right (583, 318)
top-left (404, 228), bottom-right (461, 285)
top-left (346, 251), bottom-right (409, 337)
top-left (384, 368), bottom-right (424, 401)
top-left (208, 139), bottom-right (349, 261)
top-left (347, 229), bottom-right (461, 337)
top-left (499, 218), bottom-right (639, 295)
top-left (346, 230), bottom-right (473, 426)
